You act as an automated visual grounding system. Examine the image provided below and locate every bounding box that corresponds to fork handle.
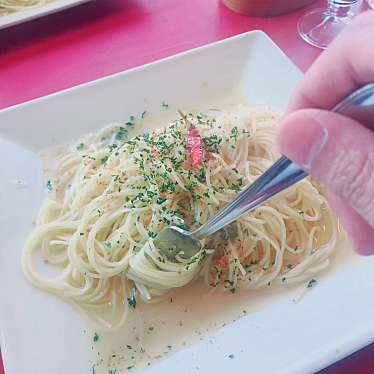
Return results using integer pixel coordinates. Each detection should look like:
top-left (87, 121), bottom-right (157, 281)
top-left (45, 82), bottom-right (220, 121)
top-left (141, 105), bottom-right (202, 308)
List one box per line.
top-left (191, 157), bottom-right (306, 239)
top-left (191, 83), bottom-right (374, 240)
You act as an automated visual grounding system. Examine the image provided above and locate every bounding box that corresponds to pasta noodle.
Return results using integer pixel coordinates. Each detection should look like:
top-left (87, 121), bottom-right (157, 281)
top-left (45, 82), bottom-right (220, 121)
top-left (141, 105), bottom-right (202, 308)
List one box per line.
top-left (0, 0), bottom-right (48, 15)
top-left (22, 105), bottom-right (338, 330)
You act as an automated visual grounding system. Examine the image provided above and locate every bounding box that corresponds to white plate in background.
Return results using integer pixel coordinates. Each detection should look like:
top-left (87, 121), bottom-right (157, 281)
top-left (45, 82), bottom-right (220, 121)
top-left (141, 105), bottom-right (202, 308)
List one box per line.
top-left (0, 0), bottom-right (92, 30)
top-left (0, 30), bottom-right (373, 374)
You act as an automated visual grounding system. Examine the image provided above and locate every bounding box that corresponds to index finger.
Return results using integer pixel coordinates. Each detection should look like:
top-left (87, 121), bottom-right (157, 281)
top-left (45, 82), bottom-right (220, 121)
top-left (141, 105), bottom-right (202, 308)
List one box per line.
top-left (287, 10), bottom-right (374, 113)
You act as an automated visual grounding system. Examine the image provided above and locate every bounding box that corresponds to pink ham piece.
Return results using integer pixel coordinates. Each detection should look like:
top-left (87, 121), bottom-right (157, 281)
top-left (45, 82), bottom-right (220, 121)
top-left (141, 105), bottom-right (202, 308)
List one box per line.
top-left (187, 125), bottom-right (204, 167)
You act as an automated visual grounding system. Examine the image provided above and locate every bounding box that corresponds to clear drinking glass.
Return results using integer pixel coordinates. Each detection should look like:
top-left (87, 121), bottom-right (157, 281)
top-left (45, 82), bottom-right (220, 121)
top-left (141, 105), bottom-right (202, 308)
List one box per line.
top-left (298, 0), bottom-right (359, 49)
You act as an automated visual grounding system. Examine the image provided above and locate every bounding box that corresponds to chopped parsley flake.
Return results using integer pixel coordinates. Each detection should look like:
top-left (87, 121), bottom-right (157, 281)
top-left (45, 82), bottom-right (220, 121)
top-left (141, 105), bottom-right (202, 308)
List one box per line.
top-left (161, 100), bottom-right (169, 108)
top-left (104, 242), bottom-right (112, 249)
top-left (115, 127), bottom-right (128, 141)
top-left (156, 197), bottom-right (167, 205)
top-left (46, 180), bottom-right (53, 191)
top-left (228, 354), bottom-right (235, 359)
top-left (230, 126), bottom-right (239, 142)
top-left (307, 279), bottom-right (317, 288)
top-left (93, 332), bottom-right (99, 342)
top-left (108, 143), bottom-right (118, 152)
top-left (203, 134), bottom-right (222, 153)
top-left (76, 142), bottom-right (84, 150)
top-left (127, 295), bottom-right (136, 309)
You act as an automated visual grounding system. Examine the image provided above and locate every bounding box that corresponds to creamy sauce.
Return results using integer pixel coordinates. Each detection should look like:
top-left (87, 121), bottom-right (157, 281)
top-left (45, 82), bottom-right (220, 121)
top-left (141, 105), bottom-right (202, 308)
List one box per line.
top-left (87, 233), bottom-right (358, 374)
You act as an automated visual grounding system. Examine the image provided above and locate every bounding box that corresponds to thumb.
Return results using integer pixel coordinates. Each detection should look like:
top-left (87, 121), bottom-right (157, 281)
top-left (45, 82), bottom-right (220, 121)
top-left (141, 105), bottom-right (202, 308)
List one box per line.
top-left (277, 108), bottom-right (374, 231)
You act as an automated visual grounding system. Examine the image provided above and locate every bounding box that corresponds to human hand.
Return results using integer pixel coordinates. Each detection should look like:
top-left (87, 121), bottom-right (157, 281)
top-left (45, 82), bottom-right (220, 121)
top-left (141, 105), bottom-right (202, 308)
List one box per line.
top-left (277, 11), bottom-right (374, 255)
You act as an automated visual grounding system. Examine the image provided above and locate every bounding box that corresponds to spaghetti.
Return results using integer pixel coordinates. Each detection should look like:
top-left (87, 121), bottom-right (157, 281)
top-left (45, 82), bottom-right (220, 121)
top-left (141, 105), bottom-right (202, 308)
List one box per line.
top-left (22, 105), bottom-right (338, 330)
top-left (0, 0), bottom-right (48, 15)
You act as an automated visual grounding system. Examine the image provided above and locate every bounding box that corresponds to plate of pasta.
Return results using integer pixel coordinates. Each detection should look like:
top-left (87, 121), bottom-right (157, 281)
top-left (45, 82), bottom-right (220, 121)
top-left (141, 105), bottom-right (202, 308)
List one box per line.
top-left (0, 0), bottom-right (92, 30)
top-left (1, 30), bottom-right (374, 374)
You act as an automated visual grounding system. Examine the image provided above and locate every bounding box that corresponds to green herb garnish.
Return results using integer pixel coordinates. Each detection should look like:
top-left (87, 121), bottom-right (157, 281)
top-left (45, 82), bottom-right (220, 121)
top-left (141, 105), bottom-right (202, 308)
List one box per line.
top-left (307, 279), bottom-right (317, 288)
top-left (156, 197), bottom-right (167, 205)
top-left (115, 126), bottom-right (128, 141)
top-left (46, 180), bottom-right (53, 191)
top-left (127, 295), bottom-right (136, 309)
top-left (104, 242), bottom-right (112, 249)
top-left (202, 134), bottom-right (222, 153)
top-left (230, 126), bottom-right (239, 142)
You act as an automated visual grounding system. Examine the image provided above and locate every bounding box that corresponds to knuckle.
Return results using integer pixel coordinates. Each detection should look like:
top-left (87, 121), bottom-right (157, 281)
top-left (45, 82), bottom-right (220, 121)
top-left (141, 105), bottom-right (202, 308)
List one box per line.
top-left (328, 150), bottom-right (374, 215)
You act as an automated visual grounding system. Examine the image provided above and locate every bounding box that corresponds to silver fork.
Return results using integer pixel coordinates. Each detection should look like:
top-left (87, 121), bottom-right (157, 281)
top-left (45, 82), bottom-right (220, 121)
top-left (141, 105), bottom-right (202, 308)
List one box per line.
top-left (156, 83), bottom-right (374, 261)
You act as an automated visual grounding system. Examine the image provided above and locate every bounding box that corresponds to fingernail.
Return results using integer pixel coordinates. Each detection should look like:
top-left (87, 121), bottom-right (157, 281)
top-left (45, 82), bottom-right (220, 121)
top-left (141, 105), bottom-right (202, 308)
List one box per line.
top-left (301, 125), bottom-right (329, 171)
top-left (277, 112), bottom-right (329, 171)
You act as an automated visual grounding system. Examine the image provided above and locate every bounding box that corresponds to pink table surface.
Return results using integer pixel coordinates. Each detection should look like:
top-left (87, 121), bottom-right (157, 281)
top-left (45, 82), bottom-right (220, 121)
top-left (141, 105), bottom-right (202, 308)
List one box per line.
top-left (1, 0), bottom-right (374, 373)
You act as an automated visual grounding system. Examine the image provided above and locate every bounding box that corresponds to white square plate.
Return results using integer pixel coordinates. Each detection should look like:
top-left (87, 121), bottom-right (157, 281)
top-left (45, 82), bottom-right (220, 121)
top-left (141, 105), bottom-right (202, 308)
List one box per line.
top-left (0, 0), bottom-right (92, 30)
top-left (1, 30), bottom-right (374, 374)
